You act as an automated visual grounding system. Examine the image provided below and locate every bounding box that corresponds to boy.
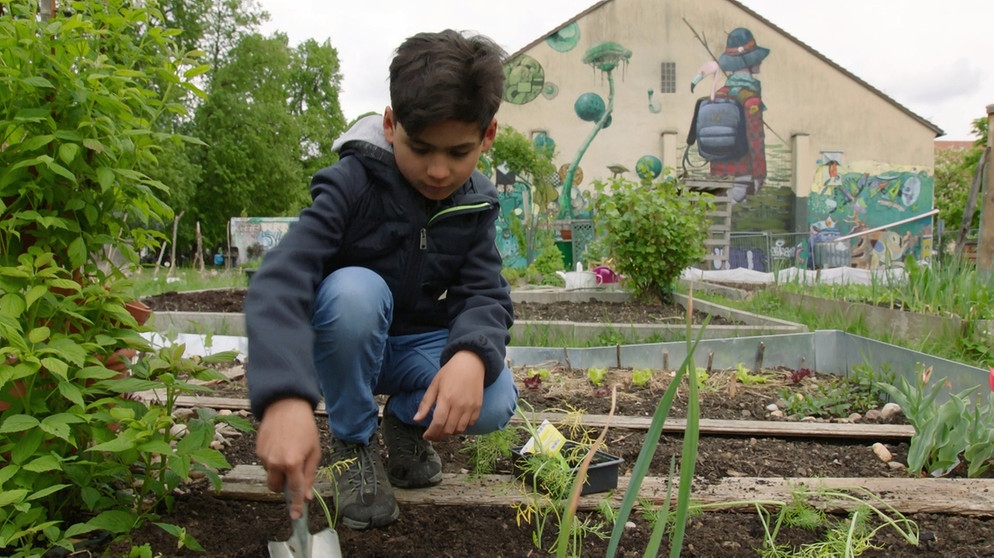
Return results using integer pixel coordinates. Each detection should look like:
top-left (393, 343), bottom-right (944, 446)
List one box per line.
top-left (244, 29), bottom-right (518, 530)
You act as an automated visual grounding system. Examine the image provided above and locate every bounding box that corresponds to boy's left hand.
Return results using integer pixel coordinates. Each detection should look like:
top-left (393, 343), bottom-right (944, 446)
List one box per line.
top-left (415, 350), bottom-right (484, 441)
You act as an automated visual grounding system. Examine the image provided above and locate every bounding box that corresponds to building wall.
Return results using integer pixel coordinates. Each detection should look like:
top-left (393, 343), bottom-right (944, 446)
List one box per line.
top-left (496, 0), bottom-right (938, 267)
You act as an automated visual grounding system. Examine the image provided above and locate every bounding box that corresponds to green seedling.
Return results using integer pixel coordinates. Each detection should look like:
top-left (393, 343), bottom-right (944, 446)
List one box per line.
top-left (587, 367), bottom-right (608, 387)
top-left (736, 362), bottom-right (767, 385)
top-left (529, 368), bottom-right (551, 381)
top-left (632, 368), bottom-right (653, 387)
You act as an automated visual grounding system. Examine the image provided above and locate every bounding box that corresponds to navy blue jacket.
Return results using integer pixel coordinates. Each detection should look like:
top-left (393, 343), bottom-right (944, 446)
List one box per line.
top-left (245, 118), bottom-right (513, 419)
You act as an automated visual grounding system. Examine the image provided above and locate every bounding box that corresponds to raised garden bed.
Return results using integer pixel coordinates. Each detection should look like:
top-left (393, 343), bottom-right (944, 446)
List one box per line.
top-left (143, 288), bottom-right (808, 340)
top-left (106, 359), bottom-right (994, 557)
top-left (115, 288), bottom-right (994, 556)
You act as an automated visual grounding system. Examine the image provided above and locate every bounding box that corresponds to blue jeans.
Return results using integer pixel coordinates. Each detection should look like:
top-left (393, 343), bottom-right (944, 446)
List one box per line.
top-left (311, 266), bottom-right (518, 443)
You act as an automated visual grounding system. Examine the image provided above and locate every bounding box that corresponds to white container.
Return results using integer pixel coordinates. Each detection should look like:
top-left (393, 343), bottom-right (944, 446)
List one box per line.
top-left (556, 263), bottom-right (603, 290)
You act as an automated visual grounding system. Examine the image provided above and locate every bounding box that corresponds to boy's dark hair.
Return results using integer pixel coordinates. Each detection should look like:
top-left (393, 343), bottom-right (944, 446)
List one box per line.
top-left (389, 29), bottom-right (506, 137)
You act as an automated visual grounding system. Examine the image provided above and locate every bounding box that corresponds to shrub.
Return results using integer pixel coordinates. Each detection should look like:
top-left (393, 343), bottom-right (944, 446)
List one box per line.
top-left (0, 1), bottom-right (245, 554)
top-left (593, 176), bottom-right (714, 302)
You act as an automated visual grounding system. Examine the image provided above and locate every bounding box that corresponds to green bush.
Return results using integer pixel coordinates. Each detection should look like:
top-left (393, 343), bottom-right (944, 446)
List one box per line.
top-left (593, 176), bottom-right (713, 302)
top-left (0, 2), bottom-right (249, 554)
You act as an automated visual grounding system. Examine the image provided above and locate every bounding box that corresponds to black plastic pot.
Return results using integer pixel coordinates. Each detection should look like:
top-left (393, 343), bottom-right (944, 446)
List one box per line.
top-left (511, 441), bottom-right (623, 496)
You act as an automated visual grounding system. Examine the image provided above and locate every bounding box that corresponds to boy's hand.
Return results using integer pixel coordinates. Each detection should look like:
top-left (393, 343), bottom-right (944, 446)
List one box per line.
top-left (256, 397), bottom-right (321, 520)
top-left (416, 350), bottom-right (484, 441)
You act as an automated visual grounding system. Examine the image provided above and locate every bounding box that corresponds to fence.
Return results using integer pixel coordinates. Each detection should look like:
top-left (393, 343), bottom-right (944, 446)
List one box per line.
top-left (699, 232), bottom-right (809, 272)
top-left (552, 224), bottom-right (811, 273)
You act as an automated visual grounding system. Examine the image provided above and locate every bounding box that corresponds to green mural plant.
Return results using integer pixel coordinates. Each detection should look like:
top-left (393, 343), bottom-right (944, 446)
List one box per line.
top-left (559, 42), bottom-right (632, 219)
top-left (593, 175), bottom-right (714, 303)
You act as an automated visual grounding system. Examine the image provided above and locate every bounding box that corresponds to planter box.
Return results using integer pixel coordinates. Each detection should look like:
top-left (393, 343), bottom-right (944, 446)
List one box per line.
top-left (778, 291), bottom-right (992, 345)
top-left (511, 441), bottom-right (623, 496)
top-left (150, 288), bottom-right (808, 340)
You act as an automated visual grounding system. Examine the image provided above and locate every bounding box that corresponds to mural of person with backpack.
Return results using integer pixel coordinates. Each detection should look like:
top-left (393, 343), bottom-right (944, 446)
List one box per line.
top-left (687, 27), bottom-right (770, 203)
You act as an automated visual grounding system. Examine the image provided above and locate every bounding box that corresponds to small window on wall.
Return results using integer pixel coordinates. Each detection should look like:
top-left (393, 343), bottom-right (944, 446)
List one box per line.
top-left (660, 62), bottom-right (676, 94)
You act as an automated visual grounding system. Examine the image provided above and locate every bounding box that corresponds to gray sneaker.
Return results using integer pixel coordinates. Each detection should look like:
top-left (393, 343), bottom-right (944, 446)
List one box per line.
top-left (328, 437), bottom-right (399, 530)
top-left (382, 412), bottom-right (443, 488)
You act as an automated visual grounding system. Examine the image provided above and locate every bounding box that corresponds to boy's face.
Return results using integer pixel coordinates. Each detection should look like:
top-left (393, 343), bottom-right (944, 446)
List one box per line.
top-left (383, 108), bottom-right (497, 201)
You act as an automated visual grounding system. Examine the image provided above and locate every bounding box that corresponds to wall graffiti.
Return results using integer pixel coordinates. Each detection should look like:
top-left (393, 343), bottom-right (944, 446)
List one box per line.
top-left (805, 158), bottom-right (934, 269)
top-left (688, 26), bottom-right (771, 204)
top-left (495, 179), bottom-right (530, 269)
top-left (503, 54), bottom-right (546, 105)
top-left (229, 217), bottom-right (297, 264)
top-left (546, 22), bottom-right (581, 52)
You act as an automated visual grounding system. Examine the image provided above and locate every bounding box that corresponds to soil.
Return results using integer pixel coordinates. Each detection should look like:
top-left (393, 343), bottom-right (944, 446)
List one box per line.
top-left (142, 288), bottom-right (733, 325)
top-left (104, 289), bottom-right (994, 557)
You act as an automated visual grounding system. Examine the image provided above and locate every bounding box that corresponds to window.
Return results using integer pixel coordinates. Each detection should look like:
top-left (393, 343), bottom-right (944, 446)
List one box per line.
top-left (660, 62), bottom-right (676, 94)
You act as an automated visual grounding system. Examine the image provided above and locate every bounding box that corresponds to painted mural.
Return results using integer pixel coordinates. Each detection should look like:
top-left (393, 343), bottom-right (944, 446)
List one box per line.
top-left (229, 217), bottom-right (297, 264)
top-left (687, 26), bottom-right (770, 205)
top-left (503, 31), bottom-right (642, 222)
top-left (494, 176), bottom-right (531, 269)
top-left (805, 157), bottom-right (934, 269)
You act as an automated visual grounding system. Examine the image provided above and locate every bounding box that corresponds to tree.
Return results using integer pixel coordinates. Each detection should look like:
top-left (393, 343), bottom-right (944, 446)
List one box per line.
top-left (197, 0), bottom-right (268, 87)
top-left (188, 33), bottom-right (346, 248)
top-left (934, 117), bottom-right (988, 240)
top-left (290, 38), bottom-right (347, 180)
top-left (488, 125), bottom-right (557, 208)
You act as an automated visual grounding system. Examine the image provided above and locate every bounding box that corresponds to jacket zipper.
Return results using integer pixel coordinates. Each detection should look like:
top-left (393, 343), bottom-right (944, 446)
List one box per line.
top-left (419, 201), bottom-right (493, 250)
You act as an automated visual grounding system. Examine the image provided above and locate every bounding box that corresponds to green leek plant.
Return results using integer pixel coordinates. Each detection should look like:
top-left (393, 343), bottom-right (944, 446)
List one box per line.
top-left (605, 289), bottom-right (710, 557)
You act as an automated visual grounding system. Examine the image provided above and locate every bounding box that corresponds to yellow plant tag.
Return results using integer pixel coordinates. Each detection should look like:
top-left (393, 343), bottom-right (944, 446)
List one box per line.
top-left (520, 420), bottom-right (567, 455)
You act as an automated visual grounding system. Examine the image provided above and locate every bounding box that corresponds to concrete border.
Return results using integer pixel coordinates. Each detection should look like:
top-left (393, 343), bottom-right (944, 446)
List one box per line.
top-left (149, 288), bottom-right (807, 340)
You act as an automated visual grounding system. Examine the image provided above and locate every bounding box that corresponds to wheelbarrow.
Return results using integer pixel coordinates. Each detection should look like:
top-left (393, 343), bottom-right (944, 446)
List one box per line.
top-left (268, 489), bottom-right (342, 558)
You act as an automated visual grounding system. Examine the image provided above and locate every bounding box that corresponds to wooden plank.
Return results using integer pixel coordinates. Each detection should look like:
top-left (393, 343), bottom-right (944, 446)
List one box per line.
top-left (220, 465), bottom-right (994, 516)
top-left (171, 395), bottom-right (913, 440)
top-left (520, 412), bottom-right (914, 440)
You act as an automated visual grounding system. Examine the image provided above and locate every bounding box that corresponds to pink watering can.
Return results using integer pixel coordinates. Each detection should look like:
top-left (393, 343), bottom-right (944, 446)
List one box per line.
top-left (592, 265), bottom-right (621, 284)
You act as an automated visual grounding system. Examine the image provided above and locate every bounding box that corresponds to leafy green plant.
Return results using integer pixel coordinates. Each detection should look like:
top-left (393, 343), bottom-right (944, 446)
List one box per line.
top-left (631, 368), bottom-right (652, 387)
top-left (877, 363), bottom-right (994, 477)
top-left (586, 366), bottom-right (607, 387)
top-left (531, 231), bottom-right (569, 277)
top-left (593, 176), bottom-right (714, 302)
top-left (459, 428), bottom-right (518, 476)
top-left (736, 362), bottom-right (767, 384)
top-left (0, 1), bottom-right (247, 553)
top-left (778, 370), bottom-right (889, 420)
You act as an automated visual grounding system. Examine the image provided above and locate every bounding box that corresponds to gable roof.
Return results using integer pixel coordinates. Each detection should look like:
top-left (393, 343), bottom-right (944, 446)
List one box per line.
top-left (509, 0), bottom-right (944, 137)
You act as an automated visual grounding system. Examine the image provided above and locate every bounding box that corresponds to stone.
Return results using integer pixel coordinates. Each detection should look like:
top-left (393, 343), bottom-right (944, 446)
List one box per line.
top-left (880, 402), bottom-right (903, 420)
top-left (872, 442), bottom-right (893, 463)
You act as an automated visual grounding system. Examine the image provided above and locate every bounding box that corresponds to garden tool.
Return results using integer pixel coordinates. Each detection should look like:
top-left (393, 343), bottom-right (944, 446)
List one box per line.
top-left (268, 489), bottom-right (342, 558)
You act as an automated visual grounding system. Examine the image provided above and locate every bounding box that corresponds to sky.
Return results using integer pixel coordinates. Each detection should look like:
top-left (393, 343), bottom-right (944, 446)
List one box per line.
top-left (257, 0), bottom-right (992, 141)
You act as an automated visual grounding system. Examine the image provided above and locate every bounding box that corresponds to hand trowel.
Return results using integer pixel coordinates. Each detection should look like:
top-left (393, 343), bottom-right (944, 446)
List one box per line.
top-left (268, 489), bottom-right (342, 558)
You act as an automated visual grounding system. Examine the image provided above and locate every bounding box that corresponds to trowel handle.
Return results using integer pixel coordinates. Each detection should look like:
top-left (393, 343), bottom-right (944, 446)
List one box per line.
top-left (284, 487), bottom-right (312, 557)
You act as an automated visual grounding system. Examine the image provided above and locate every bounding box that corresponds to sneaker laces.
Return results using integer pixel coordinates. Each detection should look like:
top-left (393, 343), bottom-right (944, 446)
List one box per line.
top-left (332, 440), bottom-right (383, 495)
top-left (386, 417), bottom-right (431, 460)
